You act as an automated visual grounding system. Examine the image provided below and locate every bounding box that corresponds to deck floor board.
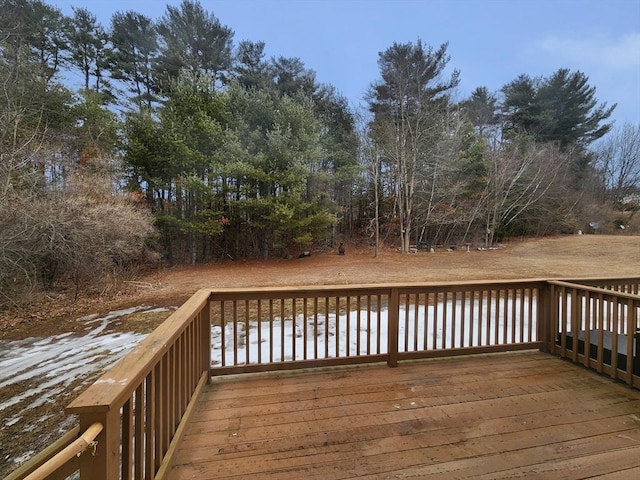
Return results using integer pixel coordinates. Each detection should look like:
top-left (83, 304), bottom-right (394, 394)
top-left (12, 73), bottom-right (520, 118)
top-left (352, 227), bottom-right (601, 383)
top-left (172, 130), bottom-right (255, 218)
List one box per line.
top-left (167, 351), bottom-right (640, 479)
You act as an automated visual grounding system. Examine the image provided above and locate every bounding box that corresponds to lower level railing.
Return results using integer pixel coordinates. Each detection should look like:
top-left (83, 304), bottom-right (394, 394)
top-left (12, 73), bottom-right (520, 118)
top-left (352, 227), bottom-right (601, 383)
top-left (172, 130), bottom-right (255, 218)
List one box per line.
top-left (7, 277), bottom-right (640, 480)
top-left (551, 279), bottom-right (640, 388)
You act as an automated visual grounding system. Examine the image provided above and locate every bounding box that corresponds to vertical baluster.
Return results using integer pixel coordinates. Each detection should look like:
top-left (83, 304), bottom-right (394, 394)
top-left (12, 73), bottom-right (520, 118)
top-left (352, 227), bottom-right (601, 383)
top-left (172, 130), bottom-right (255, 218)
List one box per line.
top-left (356, 295), bottom-right (362, 355)
top-left (423, 292), bottom-right (430, 350)
top-left (504, 289), bottom-right (510, 344)
top-left (366, 295), bottom-right (372, 355)
top-left (335, 296), bottom-right (341, 357)
top-left (325, 297), bottom-right (330, 358)
top-left (528, 287), bottom-right (533, 343)
top-left (518, 288), bottom-right (525, 343)
top-left (145, 372), bottom-right (155, 479)
top-left (477, 290), bottom-right (484, 346)
top-left (596, 292), bottom-right (605, 373)
top-left (413, 293), bottom-right (420, 351)
top-left (257, 299), bottom-right (262, 364)
top-left (280, 298), bottom-right (286, 362)
top-left (572, 289), bottom-right (581, 361)
top-left (402, 293), bottom-right (409, 352)
top-left (584, 291), bottom-right (592, 368)
top-left (122, 397), bottom-right (133, 480)
top-left (134, 383), bottom-right (144, 479)
top-left (303, 297), bottom-right (309, 360)
top-left (232, 301), bottom-right (238, 366)
top-left (495, 289), bottom-right (501, 345)
top-left (292, 298), bottom-right (297, 361)
top-left (558, 286), bottom-right (566, 357)
top-left (268, 299), bottom-right (274, 363)
top-left (431, 291), bottom-right (440, 350)
top-left (511, 289), bottom-right (517, 344)
top-left (450, 291), bottom-right (457, 348)
top-left (611, 296), bottom-right (620, 377)
top-left (220, 301), bottom-right (226, 367)
top-left (313, 297), bottom-right (319, 359)
top-left (159, 356), bottom-right (169, 465)
top-left (442, 292), bottom-right (448, 349)
top-left (377, 294), bottom-right (382, 354)
top-left (153, 361), bottom-right (162, 472)
top-left (486, 290), bottom-right (492, 346)
top-left (172, 344), bottom-right (177, 438)
top-left (468, 291), bottom-right (475, 347)
top-left (245, 300), bottom-right (250, 365)
top-left (189, 321), bottom-right (195, 391)
top-left (460, 291), bottom-right (467, 348)
top-left (625, 299), bottom-right (636, 385)
top-left (176, 334), bottom-right (182, 425)
top-left (345, 296), bottom-right (351, 356)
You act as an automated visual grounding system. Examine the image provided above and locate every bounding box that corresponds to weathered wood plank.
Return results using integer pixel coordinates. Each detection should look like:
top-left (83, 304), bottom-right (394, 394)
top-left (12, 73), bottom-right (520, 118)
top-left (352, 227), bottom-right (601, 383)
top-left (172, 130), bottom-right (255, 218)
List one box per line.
top-left (167, 352), bottom-right (640, 480)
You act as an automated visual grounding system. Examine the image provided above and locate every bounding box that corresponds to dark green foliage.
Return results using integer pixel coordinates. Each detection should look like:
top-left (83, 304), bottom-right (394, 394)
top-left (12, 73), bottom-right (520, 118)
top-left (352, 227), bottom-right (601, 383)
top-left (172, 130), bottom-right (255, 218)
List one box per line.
top-left (109, 10), bottom-right (160, 110)
top-left (460, 86), bottom-right (499, 135)
top-left (502, 69), bottom-right (615, 153)
top-left (233, 40), bottom-right (271, 90)
top-left (156, 0), bottom-right (234, 91)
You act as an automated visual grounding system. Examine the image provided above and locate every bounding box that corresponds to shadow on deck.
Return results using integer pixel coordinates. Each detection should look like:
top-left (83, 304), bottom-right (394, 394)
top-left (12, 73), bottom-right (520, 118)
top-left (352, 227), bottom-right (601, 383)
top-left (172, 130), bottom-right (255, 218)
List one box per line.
top-left (168, 351), bottom-right (640, 479)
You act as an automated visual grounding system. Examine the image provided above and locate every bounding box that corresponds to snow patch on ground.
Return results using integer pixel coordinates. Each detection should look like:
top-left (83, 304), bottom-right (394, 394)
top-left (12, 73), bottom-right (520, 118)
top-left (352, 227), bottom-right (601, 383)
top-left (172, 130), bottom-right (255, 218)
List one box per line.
top-left (0, 307), bottom-right (153, 427)
top-left (212, 297), bottom-right (537, 366)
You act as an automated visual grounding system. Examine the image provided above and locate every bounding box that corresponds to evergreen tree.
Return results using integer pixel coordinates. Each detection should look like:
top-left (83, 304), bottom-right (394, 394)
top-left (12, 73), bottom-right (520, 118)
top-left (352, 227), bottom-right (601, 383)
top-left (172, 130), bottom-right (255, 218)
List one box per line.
top-left (109, 10), bottom-right (159, 110)
top-left (68, 7), bottom-right (112, 97)
top-left (460, 86), bottom-right (499, 137)
top-left (233, 40), bottom-right (271, 90)
top-left (156, 0), bottom-right (234, 91)
top-left (501, 69), bottom-right (615, 155)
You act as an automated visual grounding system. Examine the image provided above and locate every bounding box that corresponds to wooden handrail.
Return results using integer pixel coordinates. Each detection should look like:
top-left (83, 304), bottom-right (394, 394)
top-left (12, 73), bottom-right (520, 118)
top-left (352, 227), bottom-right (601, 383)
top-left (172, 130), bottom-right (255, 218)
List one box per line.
top-left (549, 280), bottom-right (640, 301)
top-left (17, 423), bottom-right (103, 480)
top-left (67, 289), bottom-right (211, 414)
top-left (4, 427), bottom-right (80, 480)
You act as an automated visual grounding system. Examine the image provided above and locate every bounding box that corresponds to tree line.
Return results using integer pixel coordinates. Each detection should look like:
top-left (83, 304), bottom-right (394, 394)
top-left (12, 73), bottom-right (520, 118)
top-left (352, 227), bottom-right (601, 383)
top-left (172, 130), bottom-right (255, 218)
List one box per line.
top-left (1, 0), bottom-right (638, 306)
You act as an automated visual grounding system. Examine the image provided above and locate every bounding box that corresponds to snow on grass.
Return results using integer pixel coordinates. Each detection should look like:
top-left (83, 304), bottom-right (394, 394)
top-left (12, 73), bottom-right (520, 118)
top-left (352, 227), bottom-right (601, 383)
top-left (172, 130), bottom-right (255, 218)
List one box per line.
top-left (212, 296), bottom-right (537, 366)
top-left (0, 307), bottom-right (152, 426)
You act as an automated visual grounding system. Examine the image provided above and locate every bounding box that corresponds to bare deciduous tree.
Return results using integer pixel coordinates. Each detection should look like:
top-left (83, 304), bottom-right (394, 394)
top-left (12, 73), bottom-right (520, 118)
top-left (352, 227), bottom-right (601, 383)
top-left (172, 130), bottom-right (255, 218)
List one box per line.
top-left (367, 40), bottom-right (459, 253)
top-left (482, 139), bottom-right (570, 245)
top-left (595, 123), bottom-right (640, 201)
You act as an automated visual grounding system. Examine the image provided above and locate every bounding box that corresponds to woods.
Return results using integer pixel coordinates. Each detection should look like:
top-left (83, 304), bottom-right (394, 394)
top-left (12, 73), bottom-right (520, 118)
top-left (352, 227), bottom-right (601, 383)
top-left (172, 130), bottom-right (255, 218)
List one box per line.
top-left (1, 0), bottom-right (638, 307)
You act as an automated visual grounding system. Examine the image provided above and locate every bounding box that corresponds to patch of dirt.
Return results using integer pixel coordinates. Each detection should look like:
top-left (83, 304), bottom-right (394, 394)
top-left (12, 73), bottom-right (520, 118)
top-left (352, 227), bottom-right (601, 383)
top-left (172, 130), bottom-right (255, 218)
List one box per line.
top-left (134, 233), bottom-right (640, 302)
top-left (2, 234), bottom-right (640, 341)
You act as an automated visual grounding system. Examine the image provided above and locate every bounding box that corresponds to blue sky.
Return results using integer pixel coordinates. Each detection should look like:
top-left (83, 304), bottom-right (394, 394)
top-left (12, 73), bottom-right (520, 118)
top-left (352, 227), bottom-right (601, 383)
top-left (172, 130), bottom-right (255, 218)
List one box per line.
top-left (51, 0), bottom-right (640, 126)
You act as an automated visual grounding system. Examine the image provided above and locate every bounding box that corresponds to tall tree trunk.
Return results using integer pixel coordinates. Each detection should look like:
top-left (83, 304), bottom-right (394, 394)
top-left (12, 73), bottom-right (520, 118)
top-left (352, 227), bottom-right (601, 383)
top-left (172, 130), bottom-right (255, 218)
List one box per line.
top-left (189, 232), bottom-right (196, 264)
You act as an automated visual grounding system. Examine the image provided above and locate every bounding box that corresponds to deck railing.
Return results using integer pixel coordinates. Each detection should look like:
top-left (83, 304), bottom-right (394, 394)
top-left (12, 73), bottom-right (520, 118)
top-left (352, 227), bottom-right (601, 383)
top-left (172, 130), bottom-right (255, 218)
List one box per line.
top-left (210, 280), bottom-right (545, 375)
top-left (62, 290), bottom-right (211, 480)
top-left (7, 277), bottom-right (640, 480)
top-left (550, 280), bottom-right (640, 388)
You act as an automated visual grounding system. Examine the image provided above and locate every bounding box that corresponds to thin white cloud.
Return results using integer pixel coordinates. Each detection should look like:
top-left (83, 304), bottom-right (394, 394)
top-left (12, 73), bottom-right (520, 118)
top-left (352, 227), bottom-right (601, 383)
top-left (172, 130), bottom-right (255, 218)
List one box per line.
top-left (538, 32), bottom-right (640, 70)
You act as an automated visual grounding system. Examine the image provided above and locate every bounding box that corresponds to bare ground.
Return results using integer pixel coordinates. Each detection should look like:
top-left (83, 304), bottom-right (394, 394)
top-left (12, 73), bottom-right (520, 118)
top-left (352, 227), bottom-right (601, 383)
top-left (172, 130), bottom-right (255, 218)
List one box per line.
top-left (2, 234), bottom-right (640, 341)
top-left (1, 234), bottom-right (639, 476)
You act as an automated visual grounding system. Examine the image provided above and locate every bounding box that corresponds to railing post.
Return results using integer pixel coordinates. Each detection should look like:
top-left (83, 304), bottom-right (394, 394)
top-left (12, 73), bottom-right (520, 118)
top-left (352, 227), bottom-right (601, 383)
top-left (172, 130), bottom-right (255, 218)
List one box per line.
top-left (77, 409), bottom-right (120, 480)
top-left (625, 300), bottom-right (638, 385)
top-left (387, 288), bottom-right (399, 367)
top-left (201, 294), bottom-right (212, 382)
top-left (537, 282), bottom-right (554, 353)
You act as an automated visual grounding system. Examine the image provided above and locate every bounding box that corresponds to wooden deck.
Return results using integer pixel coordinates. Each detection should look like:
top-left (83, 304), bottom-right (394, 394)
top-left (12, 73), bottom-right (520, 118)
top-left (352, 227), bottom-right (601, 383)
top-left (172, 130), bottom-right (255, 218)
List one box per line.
top-left (167, 351), bottom-right (640, 479)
